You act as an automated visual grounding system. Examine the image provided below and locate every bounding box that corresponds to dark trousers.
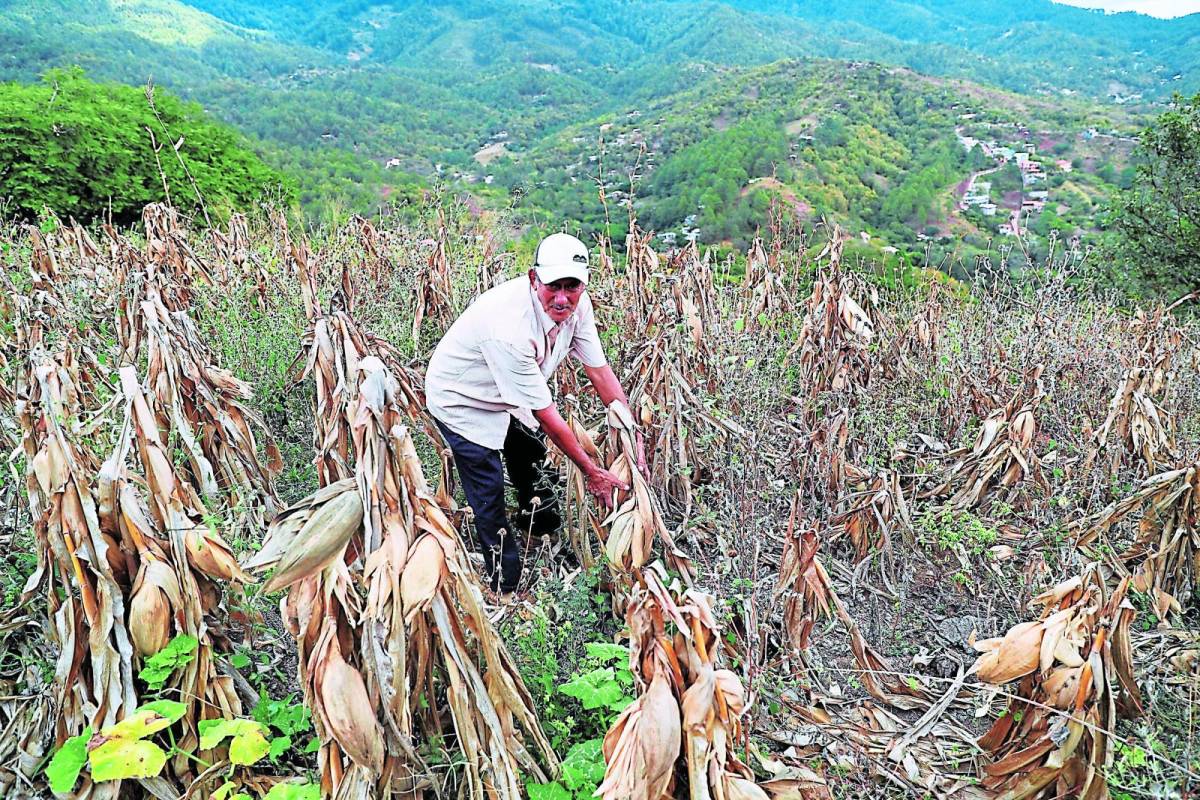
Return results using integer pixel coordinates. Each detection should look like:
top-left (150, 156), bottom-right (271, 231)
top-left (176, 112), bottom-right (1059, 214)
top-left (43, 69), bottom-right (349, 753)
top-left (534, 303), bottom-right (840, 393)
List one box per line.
top-left (434, 416), bottom-right (562, 591)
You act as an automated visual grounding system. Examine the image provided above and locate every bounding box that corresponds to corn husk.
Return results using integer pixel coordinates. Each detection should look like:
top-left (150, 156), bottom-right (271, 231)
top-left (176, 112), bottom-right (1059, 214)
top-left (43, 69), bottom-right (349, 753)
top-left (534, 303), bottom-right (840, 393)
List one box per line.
top-left (973, 566), bottom-right (1142, 798)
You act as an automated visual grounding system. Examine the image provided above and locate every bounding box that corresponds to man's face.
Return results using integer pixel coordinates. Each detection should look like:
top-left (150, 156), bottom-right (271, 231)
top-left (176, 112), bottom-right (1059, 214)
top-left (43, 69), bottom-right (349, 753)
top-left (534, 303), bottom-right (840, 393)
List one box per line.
top-left (530, 272), bottom-right (585, 324)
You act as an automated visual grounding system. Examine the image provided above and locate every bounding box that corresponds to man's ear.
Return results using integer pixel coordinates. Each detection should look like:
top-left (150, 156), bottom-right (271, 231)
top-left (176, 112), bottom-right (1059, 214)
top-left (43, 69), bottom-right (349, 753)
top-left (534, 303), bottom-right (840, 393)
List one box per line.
top-left (528, 269), bottom-right (539, 287)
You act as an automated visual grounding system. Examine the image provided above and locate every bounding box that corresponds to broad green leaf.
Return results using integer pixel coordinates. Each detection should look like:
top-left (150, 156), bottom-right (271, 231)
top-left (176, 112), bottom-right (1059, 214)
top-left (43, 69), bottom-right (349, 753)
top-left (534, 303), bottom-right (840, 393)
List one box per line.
top-left (102, 700), bottom-right (185, 741)
top-left (198, 718), bottom-right (270, 765)
top-left (609, 695), bottom-right (635, 713)
top-left (88, 738), bottom-right (168, 781)
top-left (211, 781), bottom-right (237, 800)
top-left (268, 735), bottom-right (292, 762)
top-left (45, 726), bottom-right (91, 794)
top-left (559, 667), bottom-right (624, 710)
top-left (526, 781), bottom-right (571, 800)
top-left (561, 738), bottom-right (606, 791)
top-left (135, 700), bottom-right (187, 725)
top-left (262, 781), bottom-right (321, 800)
top-left (139, 634), bottom-right (198, 691)
top-left (584, 642), bottom-right (629, 664)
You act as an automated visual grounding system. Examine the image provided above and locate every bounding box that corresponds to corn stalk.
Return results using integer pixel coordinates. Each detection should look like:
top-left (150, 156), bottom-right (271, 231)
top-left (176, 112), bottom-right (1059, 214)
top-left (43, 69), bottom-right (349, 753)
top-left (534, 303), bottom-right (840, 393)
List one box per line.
top-left (597, 563), bottom-right (766, 800)
top-left (775, 496), bottom-right (929, 710)
top-left (113, 366), bottom-right (247, 773)
top-left (922, 365), bottom-right (1049, 510)
top-left (1086, 308), bottom-right (1181, 479)
top-left (563, 402), bottom-right (693, 585)
top-left (1074, 459), bottom-right (1200, 622)
top-left (412, 208), bottom-right (455, 344)
top-left (19, 349), bottom-right (136, 800)
top-left (625, 318), bottom-right (744, 517)
top-left (251, 261), bottom-right (557, 798)
top-left (785, 247), bottom-right (880, 421)
top-left (742, 234), bottom-right (790, 327)
top-left (830, 464), bottom-right (910, 567)
top-left (971, 566), bottom-right (1142, 799)
top-left (624, 215), bottom-right (659, 328)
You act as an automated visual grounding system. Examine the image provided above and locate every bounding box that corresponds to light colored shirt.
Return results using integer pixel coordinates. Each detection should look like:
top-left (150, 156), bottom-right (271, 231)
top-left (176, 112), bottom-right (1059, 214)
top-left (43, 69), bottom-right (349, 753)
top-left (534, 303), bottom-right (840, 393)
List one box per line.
top-left (425, 276), bottom-right (607, 449)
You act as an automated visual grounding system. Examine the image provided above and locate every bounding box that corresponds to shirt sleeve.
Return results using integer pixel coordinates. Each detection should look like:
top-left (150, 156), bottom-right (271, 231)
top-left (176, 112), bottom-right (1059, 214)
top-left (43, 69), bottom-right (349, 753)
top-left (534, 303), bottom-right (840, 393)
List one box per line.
top-left (570, 294), bottom-right (608, 368)
top-left (479, 338), bottom-right (554, 410)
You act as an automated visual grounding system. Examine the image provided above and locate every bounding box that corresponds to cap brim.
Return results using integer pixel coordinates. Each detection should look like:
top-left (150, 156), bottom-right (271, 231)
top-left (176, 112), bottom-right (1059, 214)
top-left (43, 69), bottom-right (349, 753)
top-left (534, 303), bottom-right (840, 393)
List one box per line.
top-left (534, 264), bottom-right (589, 285)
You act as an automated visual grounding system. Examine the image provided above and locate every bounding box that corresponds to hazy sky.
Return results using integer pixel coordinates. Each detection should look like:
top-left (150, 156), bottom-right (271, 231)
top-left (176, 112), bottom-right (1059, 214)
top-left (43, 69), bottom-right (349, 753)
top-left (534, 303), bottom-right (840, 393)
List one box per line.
top-left (1053, 0), bottom-right (1200, 17)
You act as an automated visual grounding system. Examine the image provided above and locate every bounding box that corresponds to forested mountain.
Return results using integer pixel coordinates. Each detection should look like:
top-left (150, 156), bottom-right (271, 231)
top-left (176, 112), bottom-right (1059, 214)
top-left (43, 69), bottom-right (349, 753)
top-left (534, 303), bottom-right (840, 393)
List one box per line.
top-left (0, 0), bottom-right (1187, 265)
top-left (180, 0), bottom-right (1200, 101)
top-left (497, 59), bottom-right (1140, 265)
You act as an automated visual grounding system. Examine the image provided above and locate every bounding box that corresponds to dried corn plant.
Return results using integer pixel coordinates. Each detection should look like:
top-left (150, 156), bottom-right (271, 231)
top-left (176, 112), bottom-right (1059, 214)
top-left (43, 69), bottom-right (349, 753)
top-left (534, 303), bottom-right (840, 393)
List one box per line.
top-left (207, 212), bottom-right (275, 310)
top-left (12, 217), bottom-right (271, 795)
top-left (971, 566), bottom-right (1142, 799)
top-left (1087, 308), bottom-right (1181, 479)
top-left (111, 366), bottom-right (246, 772)
top-left (623, 215), bottom-right (660, 329)
top-left (596, 563), bottom-right (766, 800)
top-left (880, 281), bottom-right (946, 380)
top-left (1074, 458), bottom-right (1200, 621)
top-left (134, 283), bottom-right (282, 533)
top-left (624, 314), bottom-right (744, 515)
top-left (922, 364), bottom-right (1049, 511)
top-left (785, 242), bottom-right (881, 419)
top-left (297, 264), bottom-right (448, 499)
top-left (669, 239), bottom-right (721, 337)
top-left (775, 497), bottom-right (928, 709)
top-left (251, 266), bottom-right (557, 798)
top-left (141, 203), bottom-right (211, 295)
top-left (742, 234), bottom-right (790, 327)
top-left (563, 401), bottom-right (693, 585)
top-left (830, 464), bottom-right (910, 567)
top-left (412, 208), bottom-right (455, 344)
top-left (18, 349), bottom-right (136, 800)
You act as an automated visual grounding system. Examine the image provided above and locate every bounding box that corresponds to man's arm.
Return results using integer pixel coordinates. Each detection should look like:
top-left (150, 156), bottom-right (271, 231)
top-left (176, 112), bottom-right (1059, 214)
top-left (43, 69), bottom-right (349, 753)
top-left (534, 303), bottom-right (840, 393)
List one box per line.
top-left (533, 403), bottom-right (628, 509)
top-left (583, 364), bottom-right (648, 476)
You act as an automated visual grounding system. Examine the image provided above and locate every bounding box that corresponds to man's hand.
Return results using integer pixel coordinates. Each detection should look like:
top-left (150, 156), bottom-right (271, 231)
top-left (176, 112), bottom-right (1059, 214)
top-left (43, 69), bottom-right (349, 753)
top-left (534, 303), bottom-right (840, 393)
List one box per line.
top-left (634, 429), bottom-right (648, 478)
top-left (586, 466), bottom-right (629, 510)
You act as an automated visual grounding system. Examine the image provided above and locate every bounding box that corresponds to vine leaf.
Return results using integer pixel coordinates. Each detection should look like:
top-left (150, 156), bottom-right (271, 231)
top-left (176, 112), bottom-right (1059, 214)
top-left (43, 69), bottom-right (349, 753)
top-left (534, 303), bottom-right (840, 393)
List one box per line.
top-left (199, 718), bottom-right (271, 765)
top-left (262, 782), bottom-right (321, 800)
top-left (45, 726), bottom-right (92, 794)
top-left (88, 739), bottom-right (168, 782)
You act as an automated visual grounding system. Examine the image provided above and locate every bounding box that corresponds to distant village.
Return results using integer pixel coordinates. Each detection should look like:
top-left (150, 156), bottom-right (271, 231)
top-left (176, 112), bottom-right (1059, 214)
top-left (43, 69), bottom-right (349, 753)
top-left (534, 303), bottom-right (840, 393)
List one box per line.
top-left (953, 112), bottom-right (1131, 239)
top-left (372, 97), bottom-right (1132, 251)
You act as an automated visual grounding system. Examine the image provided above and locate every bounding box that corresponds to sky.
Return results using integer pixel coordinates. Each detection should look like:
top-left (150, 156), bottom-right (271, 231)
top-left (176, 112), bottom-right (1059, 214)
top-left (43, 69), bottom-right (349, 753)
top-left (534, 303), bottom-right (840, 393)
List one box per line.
top-left (1053, 0), bottom-right (1200, 17)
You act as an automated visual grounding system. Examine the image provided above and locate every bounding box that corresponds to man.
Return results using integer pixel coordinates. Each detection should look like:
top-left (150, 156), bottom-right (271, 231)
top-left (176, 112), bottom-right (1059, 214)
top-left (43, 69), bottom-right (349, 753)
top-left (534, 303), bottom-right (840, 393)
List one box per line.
top-left (425, 232), bottom-right (644, 594)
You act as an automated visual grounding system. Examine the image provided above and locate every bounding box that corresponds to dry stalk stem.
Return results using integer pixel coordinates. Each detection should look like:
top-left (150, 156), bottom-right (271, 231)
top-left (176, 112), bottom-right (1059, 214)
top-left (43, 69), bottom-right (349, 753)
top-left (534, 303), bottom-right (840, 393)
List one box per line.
top-left (1074, 458), bottom-right (1200, 622)
top-left (776, 497), bottom-right (929, 710)
top-left (597, 564), bottom-right (766, 800)
top-left (972, 565), bottom-right (1142, 799)
top-left (922, 364), bottom-right (1049, 511)
top-left (1087, 308), bottom-right (1180, 479)
top-left (251, 258), bottom-right (556, 798)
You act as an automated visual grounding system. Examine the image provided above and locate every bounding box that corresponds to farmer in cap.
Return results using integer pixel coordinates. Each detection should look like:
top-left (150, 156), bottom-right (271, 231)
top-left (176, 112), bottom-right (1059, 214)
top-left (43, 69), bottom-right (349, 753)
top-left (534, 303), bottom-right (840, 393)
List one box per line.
top-left (425, 232), bottom-right (645, 595)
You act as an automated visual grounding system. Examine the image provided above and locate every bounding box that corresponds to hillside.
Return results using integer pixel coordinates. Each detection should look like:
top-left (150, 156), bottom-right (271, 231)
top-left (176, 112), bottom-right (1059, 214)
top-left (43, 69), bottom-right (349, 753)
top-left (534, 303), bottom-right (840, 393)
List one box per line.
top-left (0, 0), bottom-right (1174, 251)
top-left (186, 0), bottom-right (1200, 102)
top-left (496, 60), bottom-right (1141, 267)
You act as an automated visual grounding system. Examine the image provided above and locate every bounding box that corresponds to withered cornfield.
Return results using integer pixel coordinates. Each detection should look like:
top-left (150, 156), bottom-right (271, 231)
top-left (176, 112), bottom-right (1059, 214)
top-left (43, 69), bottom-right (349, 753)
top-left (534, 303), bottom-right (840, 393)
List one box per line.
top-left (2, 200), bottom-right (1199, 800)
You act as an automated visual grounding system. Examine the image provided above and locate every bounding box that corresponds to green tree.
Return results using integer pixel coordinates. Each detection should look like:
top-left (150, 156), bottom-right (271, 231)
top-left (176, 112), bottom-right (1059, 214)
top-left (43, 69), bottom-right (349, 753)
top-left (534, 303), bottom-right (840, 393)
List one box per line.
top-left (1108, 93), bottom-right (1200, 296)
top-left (0, 68), bottom-right (295, 223)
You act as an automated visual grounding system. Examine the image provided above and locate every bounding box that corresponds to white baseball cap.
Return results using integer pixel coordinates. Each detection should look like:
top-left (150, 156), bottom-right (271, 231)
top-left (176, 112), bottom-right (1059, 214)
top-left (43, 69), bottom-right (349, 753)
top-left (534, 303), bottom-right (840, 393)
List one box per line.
top-left (533, 233), bottom-right (590, 285)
